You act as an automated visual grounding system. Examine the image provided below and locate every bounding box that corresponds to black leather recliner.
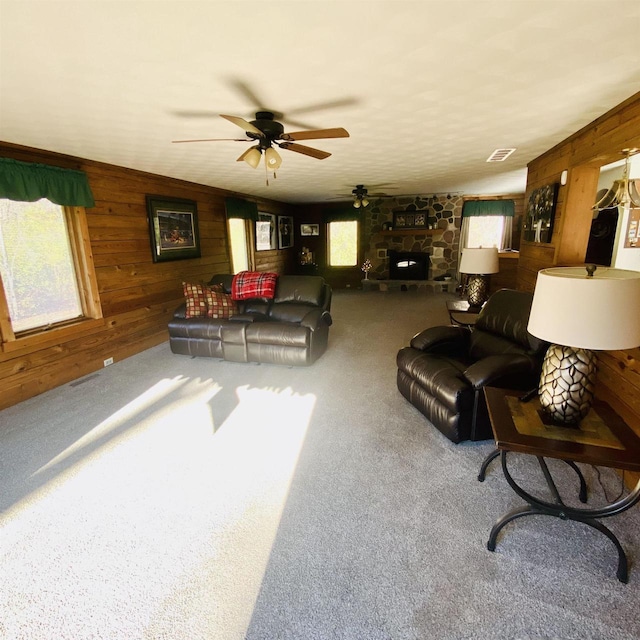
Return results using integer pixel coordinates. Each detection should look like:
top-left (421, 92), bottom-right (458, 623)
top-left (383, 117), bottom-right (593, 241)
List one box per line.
top-left (396, 289), bottom-right (548, 443)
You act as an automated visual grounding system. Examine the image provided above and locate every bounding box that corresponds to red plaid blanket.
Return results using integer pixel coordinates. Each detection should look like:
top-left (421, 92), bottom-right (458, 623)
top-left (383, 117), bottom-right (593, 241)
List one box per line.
top-left (231, 271), bottom-right (278, 301)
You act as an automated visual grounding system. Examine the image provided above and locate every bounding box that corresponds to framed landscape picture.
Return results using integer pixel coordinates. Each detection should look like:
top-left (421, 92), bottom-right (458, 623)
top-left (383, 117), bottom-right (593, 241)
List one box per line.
top-left (278, 215), bottom-right (294, 249)
top-left (146, 195), bottom-right (200, 262)
top-left (256, 212), bottom-right (277, 251)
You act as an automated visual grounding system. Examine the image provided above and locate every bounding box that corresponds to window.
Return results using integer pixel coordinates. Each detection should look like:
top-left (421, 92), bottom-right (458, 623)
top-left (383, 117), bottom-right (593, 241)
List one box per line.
top-left (461, 199), bottom-right (514, 252)
top-left (328, 220), bottom-right (358, 266)
top-left (227, 217), bottom-right (251, 273)
top-left (466, 216), bottom-right (504, 249)
top-left (0, 198), bottom-right (101, 341)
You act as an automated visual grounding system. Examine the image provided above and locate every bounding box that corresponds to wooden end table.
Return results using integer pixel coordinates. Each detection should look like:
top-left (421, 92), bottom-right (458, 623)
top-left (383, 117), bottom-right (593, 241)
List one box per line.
top-left (446, 299), bottom-right (483, 327)
top-left (480, 386), bottom-right (640, 583)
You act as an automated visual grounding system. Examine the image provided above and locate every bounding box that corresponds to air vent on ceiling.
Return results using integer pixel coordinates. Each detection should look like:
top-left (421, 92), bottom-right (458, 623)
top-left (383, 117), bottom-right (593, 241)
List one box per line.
top-left (486, 148), bottom-right (516, 162)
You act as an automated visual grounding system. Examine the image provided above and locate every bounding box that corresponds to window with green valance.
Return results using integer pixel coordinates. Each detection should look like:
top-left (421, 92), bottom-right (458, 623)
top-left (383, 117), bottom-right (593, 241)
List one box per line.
top-left (0, 158), bottom-right (95, 207)
top-left (462, 199), bottom-right (514, 217)
top-left (225, 197), bottom-right (258, 221)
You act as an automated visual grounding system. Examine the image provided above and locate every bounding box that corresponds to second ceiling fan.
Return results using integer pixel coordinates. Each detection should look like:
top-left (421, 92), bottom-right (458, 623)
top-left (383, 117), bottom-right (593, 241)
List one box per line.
top-left (173, 110), bottom-right (350, 175)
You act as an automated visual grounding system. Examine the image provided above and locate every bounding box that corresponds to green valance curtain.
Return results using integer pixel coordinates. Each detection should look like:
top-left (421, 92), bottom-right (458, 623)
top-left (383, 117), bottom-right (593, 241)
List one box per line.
top-left (0, 158), bottom-right (95, 207)
top-left (323, 207), bottom-right (359, 223)
top-left (462, 199), bottom-right (514, 217)
top-left (225, 197), bottom-right (258, 221)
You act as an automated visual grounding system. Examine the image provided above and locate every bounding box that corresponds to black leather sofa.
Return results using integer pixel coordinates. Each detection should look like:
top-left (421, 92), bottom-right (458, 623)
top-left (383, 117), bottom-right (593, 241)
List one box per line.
top-left (169, 274), bottom-right (332, 366)
top-left (396, 289), bottom-right (548, 443)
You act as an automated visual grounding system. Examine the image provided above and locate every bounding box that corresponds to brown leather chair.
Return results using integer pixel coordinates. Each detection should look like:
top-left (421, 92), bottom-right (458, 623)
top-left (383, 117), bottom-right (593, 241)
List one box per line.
top-left (396, 289), bottom-right (548, 443)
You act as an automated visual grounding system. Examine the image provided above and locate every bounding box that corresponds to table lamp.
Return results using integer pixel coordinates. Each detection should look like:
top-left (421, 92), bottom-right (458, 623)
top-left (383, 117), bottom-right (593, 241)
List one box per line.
top-left (459, 247), bottom-right (499, 306)
top-left (527, 265), bottom-right (640, 425)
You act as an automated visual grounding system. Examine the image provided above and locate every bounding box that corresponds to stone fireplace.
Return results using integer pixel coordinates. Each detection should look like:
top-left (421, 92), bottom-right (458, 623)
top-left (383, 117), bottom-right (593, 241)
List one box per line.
top-left (388, 250), bottom-right (430, 280)
top-left (362, 194), bottom-right (463, 281)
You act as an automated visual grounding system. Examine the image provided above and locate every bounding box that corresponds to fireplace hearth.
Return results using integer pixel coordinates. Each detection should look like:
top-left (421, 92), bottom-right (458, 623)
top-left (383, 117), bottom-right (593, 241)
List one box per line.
top-left (388, 250), bottom-right (430, 280)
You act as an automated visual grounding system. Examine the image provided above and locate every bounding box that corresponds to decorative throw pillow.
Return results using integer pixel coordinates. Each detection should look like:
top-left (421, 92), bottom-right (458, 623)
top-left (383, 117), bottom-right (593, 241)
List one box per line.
top-left (231, 271), bottom-right (278, 301)
top-left (183, 282), bottom-right (209, 318)
top-left (206, 284), bottom-right (237, 319)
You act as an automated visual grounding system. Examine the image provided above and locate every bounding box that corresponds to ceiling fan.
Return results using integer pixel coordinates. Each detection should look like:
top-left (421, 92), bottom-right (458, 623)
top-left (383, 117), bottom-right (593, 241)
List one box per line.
top-left (330, 184), bottom-right (397, 208)
top-left (172, 110), bottom-right (350, 178)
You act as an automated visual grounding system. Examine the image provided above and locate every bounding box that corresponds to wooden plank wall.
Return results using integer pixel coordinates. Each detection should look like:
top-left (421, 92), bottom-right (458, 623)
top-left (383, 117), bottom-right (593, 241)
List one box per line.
top-left (0, 143), bottom-right (294, 409)
top-left (518, 92), bottom-right (640, 483)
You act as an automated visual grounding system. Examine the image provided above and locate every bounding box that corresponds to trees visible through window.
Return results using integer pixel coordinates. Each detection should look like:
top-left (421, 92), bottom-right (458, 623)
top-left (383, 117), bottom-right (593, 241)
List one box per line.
top-left (328, 220), bottom-right (358, 266)
top-left (0, 198), bottom-right (85, 334)
top-left (227, 217), bottom-right (251, 273)
top-left (466, 216), bottom-right (504, 249)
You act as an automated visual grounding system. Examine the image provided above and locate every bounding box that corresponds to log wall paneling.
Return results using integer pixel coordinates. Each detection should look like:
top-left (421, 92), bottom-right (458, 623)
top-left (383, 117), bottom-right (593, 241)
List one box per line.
top-left (518, 91), bottom-right (640, 487)
top-left (0, 142), bottom-right (296, 409)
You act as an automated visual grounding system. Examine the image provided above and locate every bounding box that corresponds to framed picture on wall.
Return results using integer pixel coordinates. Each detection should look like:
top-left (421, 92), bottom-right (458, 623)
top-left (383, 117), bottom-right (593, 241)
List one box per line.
top-left (146, 195), bottom-right (200, 262)
top-left (300, 223), bottom-right (320, 236)
top-left (523, 183), bottom-right (558, 243)
top-left (256, 212), bottom-right (277, 251)
top-left (392, 210), bottom-right (427, 229)
top-left (278, 215), bottom-right (294, 249)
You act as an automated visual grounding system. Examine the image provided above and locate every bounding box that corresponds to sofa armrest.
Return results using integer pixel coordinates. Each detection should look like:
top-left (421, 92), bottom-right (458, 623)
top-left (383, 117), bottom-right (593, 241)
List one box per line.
top-left (300, 308), bottom-right (333, 331)
top-left (173, 303), bottom-right (187, 320)
top-left (410, 325), bottom-right (470, 353)
top-left (464, 354), bottom-right (537, 389)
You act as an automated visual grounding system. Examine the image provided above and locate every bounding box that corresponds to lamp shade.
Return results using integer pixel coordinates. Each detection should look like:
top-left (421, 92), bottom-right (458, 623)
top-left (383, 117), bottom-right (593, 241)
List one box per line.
top-left (264, 147), bottom-right (282, 170)
top-left (459, 247), bottom-right (499, 274)
top-left (240, 147), bottom-right (262, 169)
top-left (527, 266), bottom-right (640, 351)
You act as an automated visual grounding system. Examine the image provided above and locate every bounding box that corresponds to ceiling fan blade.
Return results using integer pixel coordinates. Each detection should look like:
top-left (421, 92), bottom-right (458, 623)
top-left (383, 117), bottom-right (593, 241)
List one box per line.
top-left (279, 142), bottom-right (331, 160)
top-left (172, 137), bottom-right (249, 143)
top-left (171, 109), bottom-right (219, 119)
top-left (281, 128), bottom-right (350, 141)
top-left (225, 79), bottom-right (284, 118)
top-left (287, 97), bottom-right (359, 116)
top-left (220, 114), bottom-right (264, 136)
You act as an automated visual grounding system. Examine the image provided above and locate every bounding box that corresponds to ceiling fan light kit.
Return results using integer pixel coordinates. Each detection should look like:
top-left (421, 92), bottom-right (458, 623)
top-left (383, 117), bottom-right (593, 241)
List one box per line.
top-left (174, 108), bottom-right (349, 183)
top-left (238, 146), bottom-right (262, 169)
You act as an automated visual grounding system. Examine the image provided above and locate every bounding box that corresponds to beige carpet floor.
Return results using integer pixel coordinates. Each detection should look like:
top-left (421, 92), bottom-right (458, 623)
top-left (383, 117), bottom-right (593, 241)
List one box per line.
top-left (1, 289), bottom-right (640, 639)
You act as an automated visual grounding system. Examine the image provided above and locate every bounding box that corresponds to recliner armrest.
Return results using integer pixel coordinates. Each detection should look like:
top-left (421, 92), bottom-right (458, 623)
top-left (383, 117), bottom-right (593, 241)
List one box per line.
top-left (300, 308), bottom-right (333, 331)
top-left (410, 325), bottom-right (470, 354)
top-left (464, 354), bottom-right (537, 389)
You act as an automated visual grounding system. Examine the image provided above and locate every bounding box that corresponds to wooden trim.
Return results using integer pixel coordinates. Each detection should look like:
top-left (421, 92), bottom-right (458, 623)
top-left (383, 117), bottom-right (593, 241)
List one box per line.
top-left (67, 206), bottom-right (103, 319)
top-left (1, 317), bottom-right (105, 354)
top-left (377, 229), bottom-right (440, 236)
top-left (0, 278), bottom-right (15, 342)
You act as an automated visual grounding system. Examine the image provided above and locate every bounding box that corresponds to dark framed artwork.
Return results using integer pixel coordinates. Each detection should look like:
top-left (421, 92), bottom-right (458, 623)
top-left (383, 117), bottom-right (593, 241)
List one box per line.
top-left (146, 195), bottom-right (200, 262)
top-left (278, 215), bottom-right (294, 249)
top-left (523, 184), bottom-right (558, 243)
top-left (392, 210), bottom-right (428, 229)
top-left (256, 212), bottom-right (277, 251)
top-left (300, 223), bottom-right (320, 236)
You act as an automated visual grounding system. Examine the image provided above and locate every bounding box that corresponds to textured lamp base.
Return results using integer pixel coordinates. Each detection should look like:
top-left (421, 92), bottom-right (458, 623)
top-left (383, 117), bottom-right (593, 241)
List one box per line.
top-left (539, 344), bottom-right (597, 424)
top-left (467, 275), bottom-right (489, 307)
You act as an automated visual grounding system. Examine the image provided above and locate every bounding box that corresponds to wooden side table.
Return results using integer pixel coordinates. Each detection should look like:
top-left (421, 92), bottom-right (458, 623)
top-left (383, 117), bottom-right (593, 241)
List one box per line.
top-left (481, 387), bottom-right (640, 582)
top-left (446, 299), bottom-right (483, 327)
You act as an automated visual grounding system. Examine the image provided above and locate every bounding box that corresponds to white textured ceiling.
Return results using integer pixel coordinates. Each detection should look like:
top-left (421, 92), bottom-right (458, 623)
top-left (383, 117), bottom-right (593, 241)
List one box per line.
top-left (1, 1), bottom-right (639, 204)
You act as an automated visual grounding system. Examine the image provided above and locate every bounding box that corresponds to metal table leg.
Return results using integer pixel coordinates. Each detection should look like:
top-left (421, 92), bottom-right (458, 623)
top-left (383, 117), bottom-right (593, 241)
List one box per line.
top-left (478, 448), bottom-right (588, 503)
top-left (487, 450), bottom-right (640, 582)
